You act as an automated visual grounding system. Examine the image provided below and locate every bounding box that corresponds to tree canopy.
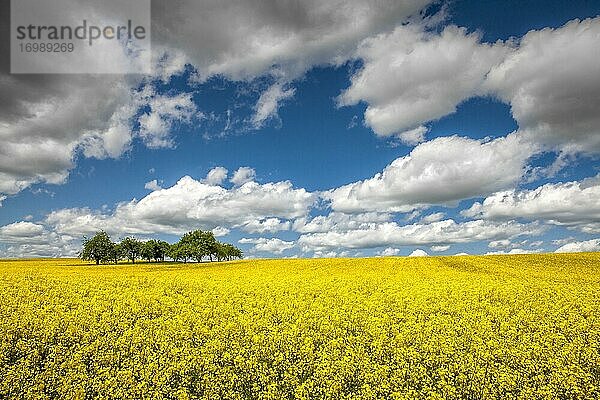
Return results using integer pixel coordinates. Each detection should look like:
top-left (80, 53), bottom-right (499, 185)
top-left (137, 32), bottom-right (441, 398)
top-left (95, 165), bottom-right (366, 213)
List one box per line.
top-left (80, 231), bottom-right (117, 265)
top-left (141, 239), bottom-right (170, 262)
top-left (79, 230), bottom-right (243, 265)
top-left (119, 237), bottom-right (143, 264)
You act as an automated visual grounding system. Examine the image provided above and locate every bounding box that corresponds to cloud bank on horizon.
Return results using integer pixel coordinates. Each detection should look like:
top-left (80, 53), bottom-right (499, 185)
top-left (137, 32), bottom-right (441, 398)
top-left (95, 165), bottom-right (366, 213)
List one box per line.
top-left (1, 0), bottom-right (600, 258)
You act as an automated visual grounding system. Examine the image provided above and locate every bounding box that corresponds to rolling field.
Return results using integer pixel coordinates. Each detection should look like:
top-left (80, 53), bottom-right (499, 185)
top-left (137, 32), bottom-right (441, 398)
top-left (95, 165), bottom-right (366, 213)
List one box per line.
top-left (1, 254), bottom-right (599, 399)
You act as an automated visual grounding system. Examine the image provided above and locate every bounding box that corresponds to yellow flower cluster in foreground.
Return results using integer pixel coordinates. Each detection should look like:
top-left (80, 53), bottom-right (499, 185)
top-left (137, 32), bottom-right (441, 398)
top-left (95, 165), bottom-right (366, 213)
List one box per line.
top-left (0, 254), bottom-right (599, 399)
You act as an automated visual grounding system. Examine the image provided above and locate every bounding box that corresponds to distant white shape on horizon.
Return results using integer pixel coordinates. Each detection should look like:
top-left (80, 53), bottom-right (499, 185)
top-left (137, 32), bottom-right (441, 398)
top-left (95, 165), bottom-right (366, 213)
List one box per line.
top-left (408, 249), bottom-right (428, 257)
top-left (554, 239), bottom-right (600, 253)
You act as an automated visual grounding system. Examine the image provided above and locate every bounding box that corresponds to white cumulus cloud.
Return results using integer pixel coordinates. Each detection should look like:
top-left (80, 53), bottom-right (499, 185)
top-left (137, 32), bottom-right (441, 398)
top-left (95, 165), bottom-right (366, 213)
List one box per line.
top-left (298, 219), bottom-right (544, 252)
top-left (431, 245), bottom-right (450, 252)
top-left (379, 247), bottom-right (400, 256)
top-left (463, 174), bottom-right (600, 231)
top-left (144, 180), bottom-right (163, 191)
top-left (293, 212), bottom-right (393, 233)
top-left (239, 237), bottom-right (295, 254)
top-left (230, 167), bottom-right (257, 186)
top-left (325, 133), bottom-right (535, 213)
top-left (46, 174), bottom-right (316, 237)
top-left (554, 239), bottom-right (600, 253)
top-left (239, 218), bottom-right (291, 234)
top-left (486, 17), bottom-right (600, 153)
top-left (203, 167), bottom-right (228, 186)
top-left (408, 249), bottom-right (428, 257)
top-left (339, 24), bottom-right (509, 137)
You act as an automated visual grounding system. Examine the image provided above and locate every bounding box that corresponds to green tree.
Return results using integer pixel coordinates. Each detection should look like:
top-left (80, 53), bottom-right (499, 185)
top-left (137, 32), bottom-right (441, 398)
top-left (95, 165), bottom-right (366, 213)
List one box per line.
top-left (179, 230), bottom-right (220, 262)
top-left (109, 242), bottom-right (122, 264)
top-left (180, 230), bottom-right (206, 262)
top-left (156, 240), bottom-right (171, 262)
top-left (80, 231), bottom-right (116, 265)
top-left (201, 231), bottom-right (219, 262)
top-left (214, 242), bottom-right (243, 261)
top-left (141, 239), bottom-right (171, 262)
top-left (168, 242), bottom-right (191, 263)
top-left (215, 242), bottom-right (227, 261)
top-left (224, 243), bottom-right (243, 260)
top-left (141, 240), bottom-right (154, 262)
top-left (119, 237), bottom-right (143, 264)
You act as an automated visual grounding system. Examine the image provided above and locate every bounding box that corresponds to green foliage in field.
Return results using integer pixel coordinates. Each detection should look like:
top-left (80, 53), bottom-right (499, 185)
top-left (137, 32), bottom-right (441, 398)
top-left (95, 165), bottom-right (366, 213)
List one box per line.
top-left (80, 230), bottom-right (242, 265)
top-left (1, 254), bottom-right (599, 399)
top-left (79, 231), bottom-right (115, 265)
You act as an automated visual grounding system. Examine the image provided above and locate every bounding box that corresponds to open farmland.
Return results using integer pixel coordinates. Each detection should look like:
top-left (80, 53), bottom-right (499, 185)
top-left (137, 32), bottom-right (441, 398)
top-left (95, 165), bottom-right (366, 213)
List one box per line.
top-left (1, 254), bottom-right (599, 399)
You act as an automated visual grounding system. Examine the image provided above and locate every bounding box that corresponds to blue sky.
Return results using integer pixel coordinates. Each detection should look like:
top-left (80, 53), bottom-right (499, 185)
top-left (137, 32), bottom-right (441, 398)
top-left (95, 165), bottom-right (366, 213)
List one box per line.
top-left (1, 0), bottom-right (600, 257)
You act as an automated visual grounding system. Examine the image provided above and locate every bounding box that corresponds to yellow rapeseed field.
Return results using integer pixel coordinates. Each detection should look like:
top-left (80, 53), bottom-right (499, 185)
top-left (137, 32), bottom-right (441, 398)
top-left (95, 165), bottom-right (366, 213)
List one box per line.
top-left (1, 254), bottom-right (599, 399)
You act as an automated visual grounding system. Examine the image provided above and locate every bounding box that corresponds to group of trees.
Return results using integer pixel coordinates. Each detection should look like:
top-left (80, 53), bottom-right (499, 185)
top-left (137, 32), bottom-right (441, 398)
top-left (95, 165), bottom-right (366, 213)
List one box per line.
top-left (80, 230), bottom-right (242, 265)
